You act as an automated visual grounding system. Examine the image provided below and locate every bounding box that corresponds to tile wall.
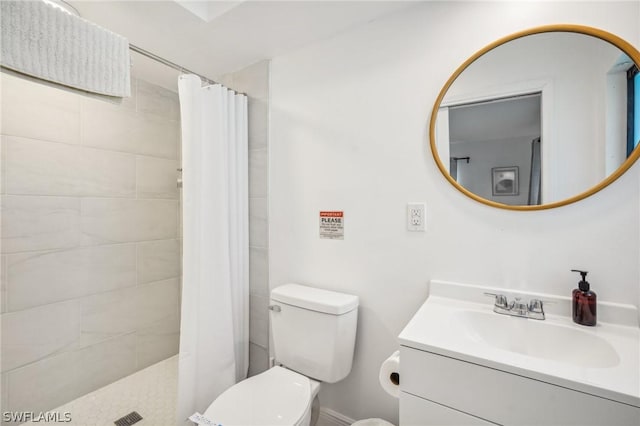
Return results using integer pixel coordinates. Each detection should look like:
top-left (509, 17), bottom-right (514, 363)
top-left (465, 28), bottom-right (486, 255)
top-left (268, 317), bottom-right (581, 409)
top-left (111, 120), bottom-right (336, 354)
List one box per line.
top-left (0, 72), bottom-right (182, 420)
top-left (221, 60), bottom-right (270, 377)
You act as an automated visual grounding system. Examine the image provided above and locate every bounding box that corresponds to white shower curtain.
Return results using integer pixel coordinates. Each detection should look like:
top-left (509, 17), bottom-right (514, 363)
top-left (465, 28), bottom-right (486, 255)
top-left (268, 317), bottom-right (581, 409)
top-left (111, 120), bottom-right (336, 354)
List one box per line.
top-left (177, 74), bottom-right (249, 424)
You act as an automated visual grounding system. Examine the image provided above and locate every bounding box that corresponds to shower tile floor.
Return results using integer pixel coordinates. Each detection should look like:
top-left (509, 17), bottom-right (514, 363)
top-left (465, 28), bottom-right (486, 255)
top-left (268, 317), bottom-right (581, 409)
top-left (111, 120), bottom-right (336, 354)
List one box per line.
top-left (24, 356), bottom-right (178, 426)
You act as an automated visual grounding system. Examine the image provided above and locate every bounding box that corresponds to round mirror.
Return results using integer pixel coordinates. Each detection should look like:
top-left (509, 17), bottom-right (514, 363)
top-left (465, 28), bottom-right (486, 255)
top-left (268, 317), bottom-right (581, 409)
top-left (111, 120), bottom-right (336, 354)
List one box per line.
top-left (430, 25), bottom-right (640, 210)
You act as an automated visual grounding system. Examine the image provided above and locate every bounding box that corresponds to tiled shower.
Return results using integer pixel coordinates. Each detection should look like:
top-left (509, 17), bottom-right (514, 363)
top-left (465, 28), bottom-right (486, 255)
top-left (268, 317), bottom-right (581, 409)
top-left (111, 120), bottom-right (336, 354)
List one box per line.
top-left (0, 71), bottom-right (182, 418)
top-left (0, 58), bottom-right (271, 422)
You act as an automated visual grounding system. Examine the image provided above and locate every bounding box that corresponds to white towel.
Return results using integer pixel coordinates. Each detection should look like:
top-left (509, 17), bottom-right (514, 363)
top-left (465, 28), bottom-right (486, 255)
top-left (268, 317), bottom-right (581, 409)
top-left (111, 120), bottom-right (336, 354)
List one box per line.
top-left (0, 0), bottom-right (131, 97)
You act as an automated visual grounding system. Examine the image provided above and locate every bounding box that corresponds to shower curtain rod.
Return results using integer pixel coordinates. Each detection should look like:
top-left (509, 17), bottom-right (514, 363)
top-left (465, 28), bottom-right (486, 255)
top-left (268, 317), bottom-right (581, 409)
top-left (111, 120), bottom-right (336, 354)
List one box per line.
top-left (130, 44), bottom-right (218, 86)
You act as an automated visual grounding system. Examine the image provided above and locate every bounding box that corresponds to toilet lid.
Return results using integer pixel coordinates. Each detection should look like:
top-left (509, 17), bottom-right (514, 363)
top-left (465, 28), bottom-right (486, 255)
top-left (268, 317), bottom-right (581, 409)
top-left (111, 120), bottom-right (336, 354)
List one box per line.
top-left (204, 366), bottom-right (311, 426)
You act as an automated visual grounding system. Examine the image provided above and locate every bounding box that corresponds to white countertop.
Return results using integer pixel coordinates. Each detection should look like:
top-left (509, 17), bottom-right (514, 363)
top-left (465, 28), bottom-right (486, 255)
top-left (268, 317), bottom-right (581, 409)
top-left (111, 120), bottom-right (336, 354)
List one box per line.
top-left (398, 281), bottom-right (640, 408)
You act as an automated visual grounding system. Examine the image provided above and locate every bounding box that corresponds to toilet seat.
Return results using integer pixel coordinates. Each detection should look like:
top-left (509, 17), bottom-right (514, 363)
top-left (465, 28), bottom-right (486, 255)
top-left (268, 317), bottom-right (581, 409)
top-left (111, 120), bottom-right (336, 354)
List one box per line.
top-left (204, 366), bottom-right (314, 426)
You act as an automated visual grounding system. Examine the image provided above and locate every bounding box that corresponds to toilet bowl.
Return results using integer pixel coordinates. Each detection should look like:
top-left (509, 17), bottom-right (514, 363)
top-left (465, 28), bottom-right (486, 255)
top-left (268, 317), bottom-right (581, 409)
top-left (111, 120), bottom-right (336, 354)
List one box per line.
top-left (204, 366), bottom-right (320, 426)
top-left (202, 283), bottom-right (359, 426)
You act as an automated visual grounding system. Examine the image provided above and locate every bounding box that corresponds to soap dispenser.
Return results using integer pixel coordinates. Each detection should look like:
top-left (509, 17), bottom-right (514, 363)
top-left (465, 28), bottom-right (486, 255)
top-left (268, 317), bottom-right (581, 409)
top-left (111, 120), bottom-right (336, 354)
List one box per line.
top-left (571, 269), bottom-right (597, 326)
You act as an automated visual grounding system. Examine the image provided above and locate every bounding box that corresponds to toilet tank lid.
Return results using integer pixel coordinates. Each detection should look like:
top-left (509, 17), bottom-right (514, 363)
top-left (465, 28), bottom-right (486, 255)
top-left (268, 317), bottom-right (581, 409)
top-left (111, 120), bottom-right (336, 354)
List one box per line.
top-left (271, 284), bottom-right (359, 315)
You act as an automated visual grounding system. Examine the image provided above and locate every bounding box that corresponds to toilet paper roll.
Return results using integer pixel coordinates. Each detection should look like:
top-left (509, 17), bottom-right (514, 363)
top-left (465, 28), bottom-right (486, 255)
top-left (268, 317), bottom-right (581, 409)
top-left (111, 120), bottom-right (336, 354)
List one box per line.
top-left (379, 350), bottom-right (400, 398)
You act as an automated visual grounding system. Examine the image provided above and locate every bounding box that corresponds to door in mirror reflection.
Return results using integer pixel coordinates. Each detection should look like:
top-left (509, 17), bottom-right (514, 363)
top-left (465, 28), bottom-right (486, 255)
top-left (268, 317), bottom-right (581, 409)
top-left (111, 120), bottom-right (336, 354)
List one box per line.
top-left (443, 94), bottom-right (541, 206)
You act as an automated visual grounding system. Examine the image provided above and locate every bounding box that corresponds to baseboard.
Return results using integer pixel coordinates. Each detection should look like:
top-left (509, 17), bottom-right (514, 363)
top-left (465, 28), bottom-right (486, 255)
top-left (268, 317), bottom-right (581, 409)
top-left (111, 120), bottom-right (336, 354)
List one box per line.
top-left (317, 407), bottom-right (354, 426)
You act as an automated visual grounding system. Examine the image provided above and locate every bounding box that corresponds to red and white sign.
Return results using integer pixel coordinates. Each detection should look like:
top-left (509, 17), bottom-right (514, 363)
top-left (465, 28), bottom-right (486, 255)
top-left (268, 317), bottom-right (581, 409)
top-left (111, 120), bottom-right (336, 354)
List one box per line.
top-left (319, 211), bottom-right (344, 240)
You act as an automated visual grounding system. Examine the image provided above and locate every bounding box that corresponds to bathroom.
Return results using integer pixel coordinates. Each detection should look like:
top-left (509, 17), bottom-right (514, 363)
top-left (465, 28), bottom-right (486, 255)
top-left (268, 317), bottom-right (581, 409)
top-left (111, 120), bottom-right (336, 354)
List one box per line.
top-left (1, 1), bottom-right (639, 425)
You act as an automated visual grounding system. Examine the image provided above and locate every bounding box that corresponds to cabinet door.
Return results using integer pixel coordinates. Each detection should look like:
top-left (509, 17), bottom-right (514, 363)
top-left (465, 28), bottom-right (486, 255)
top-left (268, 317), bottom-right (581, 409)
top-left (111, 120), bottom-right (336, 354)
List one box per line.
top-left (400, 392), bottom-right (496, 426)
top-left (401, 347), bottom-right (640, 426)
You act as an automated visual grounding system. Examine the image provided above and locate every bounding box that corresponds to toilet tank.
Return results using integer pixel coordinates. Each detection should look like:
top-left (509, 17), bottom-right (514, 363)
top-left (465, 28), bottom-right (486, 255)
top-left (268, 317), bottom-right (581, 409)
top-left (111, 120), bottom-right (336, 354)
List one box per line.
top-left (270, 283), bottom-right (359, 383)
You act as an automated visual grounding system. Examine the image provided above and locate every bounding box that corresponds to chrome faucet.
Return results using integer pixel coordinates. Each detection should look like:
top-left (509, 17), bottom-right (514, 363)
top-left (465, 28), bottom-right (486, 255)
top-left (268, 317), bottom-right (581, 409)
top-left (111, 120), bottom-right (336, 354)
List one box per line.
top-left (484, 293), bottom-right (546, 320)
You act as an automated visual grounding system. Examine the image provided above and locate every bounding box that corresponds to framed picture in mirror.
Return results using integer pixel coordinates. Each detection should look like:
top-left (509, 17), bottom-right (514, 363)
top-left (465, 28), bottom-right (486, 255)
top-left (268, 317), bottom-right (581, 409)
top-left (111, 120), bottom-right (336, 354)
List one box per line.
top-left (492, 166), bottom-right (519, 196)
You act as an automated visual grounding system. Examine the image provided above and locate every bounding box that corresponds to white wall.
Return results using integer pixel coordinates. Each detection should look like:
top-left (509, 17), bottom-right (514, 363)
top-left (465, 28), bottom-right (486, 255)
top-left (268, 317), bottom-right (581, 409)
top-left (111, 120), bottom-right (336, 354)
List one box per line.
top-left (270, 1), bottom-right (639, 424)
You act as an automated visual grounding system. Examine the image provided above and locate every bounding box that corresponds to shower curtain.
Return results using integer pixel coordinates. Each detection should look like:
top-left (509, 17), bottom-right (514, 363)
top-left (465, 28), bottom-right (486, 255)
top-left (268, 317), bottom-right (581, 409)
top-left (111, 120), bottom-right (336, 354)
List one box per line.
top-left (177, 75), bottom-right (249, 424)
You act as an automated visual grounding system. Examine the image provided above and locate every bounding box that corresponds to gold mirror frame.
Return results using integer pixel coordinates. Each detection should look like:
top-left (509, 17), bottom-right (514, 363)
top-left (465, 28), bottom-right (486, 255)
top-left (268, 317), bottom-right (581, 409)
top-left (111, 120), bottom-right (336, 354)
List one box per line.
top-left (429, 24), bottom-right (640, 211)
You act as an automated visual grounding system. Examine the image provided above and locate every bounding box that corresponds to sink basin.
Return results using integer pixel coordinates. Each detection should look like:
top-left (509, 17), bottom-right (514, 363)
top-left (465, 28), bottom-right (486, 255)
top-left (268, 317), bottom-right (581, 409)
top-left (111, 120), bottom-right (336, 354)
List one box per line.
top-left (451, 310), bottom-right (620, 368)
top-left (398, 281), bottom-right (640, 407)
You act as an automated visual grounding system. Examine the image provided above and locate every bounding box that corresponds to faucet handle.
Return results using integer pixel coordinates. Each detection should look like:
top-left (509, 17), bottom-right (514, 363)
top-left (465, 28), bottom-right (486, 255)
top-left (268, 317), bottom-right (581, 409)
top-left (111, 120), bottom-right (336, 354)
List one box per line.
top-left (484, 292), bottom-right (508, 309)
top-left (528, 298), bottom-right (544, 313)
top-left (526, 298), bottom-right (551, 320)
top-left (528, 298), bottom-right (554, 312)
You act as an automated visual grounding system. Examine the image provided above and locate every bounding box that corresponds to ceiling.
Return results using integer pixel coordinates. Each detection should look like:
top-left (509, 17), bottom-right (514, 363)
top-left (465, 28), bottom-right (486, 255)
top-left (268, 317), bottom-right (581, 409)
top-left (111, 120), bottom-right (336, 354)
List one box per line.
top-left (68, 0), bottom-right (415, 91)
top-left (449, 94), bottom-right (542, 144)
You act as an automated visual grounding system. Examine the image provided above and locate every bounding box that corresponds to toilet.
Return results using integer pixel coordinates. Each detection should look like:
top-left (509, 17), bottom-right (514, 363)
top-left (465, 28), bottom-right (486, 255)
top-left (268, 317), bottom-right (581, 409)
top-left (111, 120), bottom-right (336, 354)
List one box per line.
top-left (203, 283), bottom-right (359, 426)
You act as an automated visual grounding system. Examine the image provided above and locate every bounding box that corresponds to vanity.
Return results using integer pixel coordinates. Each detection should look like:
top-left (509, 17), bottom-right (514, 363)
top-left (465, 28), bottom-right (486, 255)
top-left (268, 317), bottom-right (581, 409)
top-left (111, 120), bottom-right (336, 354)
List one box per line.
top-left (398, 281), bottom-right (640, 425)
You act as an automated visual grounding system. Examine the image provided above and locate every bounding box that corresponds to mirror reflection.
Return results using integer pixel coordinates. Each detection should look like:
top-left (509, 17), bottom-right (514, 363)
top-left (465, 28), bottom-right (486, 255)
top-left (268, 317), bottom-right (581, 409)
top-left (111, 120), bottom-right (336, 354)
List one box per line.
top-left (433, 30), bottom-right (640, 207)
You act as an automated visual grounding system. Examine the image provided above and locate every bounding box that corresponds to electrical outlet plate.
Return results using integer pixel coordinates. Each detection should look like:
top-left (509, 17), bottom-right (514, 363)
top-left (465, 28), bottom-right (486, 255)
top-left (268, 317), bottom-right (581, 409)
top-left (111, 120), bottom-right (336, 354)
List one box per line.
top-left (407, 202), bottom-right (426, 231)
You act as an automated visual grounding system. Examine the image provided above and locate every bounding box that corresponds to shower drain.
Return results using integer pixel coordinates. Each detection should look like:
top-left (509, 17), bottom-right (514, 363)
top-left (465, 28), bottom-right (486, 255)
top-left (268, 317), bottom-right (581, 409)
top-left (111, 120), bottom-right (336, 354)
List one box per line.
top-left (114, 411), bottom-right (143, 426)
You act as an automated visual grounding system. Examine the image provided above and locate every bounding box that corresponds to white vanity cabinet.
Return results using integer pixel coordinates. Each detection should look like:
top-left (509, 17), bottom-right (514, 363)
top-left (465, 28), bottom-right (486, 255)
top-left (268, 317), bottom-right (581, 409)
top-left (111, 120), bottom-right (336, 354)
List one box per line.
top-left (400, 391), bottom-right (495, 425)
top-left (397, 281), bottom-right (640, 426)
top-left (399, 346), bottom-right (640, 426)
